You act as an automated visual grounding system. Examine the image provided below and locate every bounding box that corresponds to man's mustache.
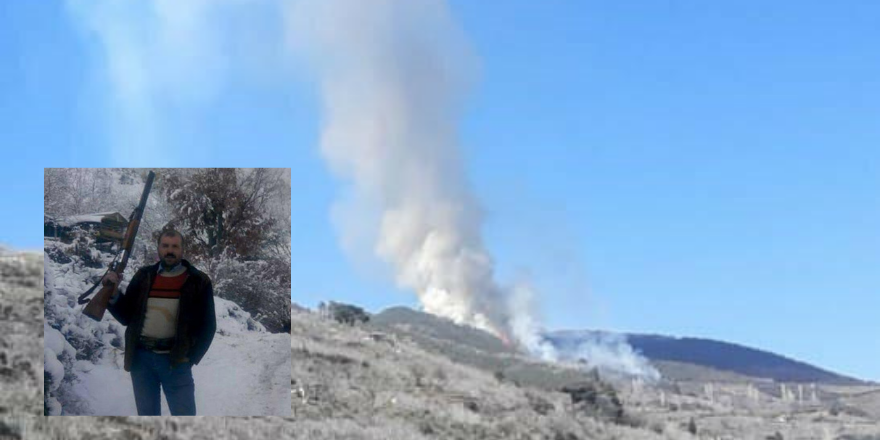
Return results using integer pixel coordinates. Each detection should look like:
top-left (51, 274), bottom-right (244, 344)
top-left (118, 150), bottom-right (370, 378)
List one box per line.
top-left (165, 254), bottom-right (177, 258)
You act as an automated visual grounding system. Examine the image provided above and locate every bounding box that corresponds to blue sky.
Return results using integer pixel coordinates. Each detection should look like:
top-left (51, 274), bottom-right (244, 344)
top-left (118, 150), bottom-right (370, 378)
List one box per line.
top-left (3, 1), bottom-right (879, 381)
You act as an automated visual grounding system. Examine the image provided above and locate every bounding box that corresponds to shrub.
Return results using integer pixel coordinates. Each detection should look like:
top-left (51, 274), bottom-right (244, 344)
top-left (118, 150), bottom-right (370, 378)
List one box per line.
top-left (204, 252), bottom-right (291, 333)
top-left (319, 301), bottom-right (370, 326)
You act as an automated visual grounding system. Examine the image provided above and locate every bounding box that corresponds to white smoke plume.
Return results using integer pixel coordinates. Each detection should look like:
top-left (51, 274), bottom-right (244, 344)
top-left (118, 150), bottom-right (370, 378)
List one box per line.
top-left (65, 0), bottom-right (285, 164)
top-left (508, 285), bottom-right (559, 361)
top-left (566, 333), bottom-right (660, 380)
top-left (286, 0), bottom-right (512, 338)
top-left (67, 0), bottom-right (658, 378)
top-left (288, 0), bottom-right (657, 379)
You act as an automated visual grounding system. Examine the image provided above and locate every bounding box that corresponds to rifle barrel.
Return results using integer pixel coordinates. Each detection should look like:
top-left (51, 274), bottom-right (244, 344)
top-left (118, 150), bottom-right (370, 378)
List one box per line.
top-left (81, 170), bottom-right (156, 321)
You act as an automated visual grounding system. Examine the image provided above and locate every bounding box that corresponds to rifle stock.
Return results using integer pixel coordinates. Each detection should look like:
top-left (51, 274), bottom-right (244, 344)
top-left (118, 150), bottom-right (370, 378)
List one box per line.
top-left (82, 278), bottom-right (119, 321)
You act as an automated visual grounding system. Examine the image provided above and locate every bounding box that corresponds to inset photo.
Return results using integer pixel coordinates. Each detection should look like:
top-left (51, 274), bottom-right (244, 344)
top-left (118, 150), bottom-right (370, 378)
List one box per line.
top-left (43, 168), bottom-right (291, 416)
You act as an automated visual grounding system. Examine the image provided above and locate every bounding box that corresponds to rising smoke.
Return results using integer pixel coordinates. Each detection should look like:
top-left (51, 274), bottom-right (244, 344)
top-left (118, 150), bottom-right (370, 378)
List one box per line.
top-left (286, 0), bottom-right (510, 339)
top-left (68, 0), bottom-right (657, 378)
top-left (65, 0), bottom-right (285, 164)
top-left (287, 0), bottom-right (657, 378)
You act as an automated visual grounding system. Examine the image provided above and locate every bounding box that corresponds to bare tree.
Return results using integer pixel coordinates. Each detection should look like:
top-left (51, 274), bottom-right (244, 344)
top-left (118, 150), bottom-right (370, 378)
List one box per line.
top-left (164, 168), bottom-right (286, 259)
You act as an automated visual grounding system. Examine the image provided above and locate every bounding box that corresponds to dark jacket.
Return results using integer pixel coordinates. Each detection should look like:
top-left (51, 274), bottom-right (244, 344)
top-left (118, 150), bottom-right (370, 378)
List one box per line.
top-left (108, 259), bottom-right (216, 372)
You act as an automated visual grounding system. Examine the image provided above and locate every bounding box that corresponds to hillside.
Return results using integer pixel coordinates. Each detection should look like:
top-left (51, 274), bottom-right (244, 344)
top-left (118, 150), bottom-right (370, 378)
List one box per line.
top-left (2, 251), bottom-right (879, 438)
top-left (289, 306), bottom-right (679, 439)
top-left (362, 306), bottom-right (880, 439)
top-left (369, 306), bottom-right (626, 390)
top-left (11, 287), bottom-right (682, 439)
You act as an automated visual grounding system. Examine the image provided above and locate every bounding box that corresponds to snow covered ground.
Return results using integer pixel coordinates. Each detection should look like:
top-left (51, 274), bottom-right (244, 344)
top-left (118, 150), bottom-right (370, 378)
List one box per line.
top-left (44, 239), bottom-right (290, 416)
top-left (64, 298), bottom-right (290, 416)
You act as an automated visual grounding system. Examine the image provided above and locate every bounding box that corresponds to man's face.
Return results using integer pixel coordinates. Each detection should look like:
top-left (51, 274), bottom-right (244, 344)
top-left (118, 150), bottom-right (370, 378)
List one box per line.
top-left (158, 235), bottom-right (183, 268)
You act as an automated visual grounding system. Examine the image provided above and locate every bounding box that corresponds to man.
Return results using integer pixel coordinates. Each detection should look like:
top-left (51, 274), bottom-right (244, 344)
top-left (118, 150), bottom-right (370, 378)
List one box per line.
top-left (103, 229), bottom-right (216, 416)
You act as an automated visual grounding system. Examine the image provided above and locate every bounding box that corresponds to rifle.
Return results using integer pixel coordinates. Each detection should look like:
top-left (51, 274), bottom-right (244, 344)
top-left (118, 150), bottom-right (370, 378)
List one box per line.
top-left (78, 171), bottom-right (156, 321)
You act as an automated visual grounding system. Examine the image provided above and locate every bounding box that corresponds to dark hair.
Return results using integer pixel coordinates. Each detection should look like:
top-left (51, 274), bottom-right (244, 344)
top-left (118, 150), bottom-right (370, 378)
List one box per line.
top-left (157, 228), bottom-right (185, 249)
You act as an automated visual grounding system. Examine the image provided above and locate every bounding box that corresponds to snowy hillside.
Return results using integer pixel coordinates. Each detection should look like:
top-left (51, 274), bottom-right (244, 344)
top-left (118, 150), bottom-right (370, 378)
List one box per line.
top-left (43, 239), bottom-right (289, 416)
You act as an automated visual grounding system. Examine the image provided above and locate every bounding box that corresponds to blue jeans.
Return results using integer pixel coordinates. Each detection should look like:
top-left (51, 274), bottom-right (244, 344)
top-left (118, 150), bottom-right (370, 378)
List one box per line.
top-left (130, 348), bottom-right (196, 415)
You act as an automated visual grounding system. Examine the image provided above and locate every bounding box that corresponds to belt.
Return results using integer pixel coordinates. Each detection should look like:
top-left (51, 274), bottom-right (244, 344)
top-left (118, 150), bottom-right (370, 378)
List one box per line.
top-left (137, 336), bottom-right (175, 351)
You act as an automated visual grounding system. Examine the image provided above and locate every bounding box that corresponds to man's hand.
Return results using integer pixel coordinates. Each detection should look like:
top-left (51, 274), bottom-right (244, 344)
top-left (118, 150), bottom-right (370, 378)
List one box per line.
top-left (102, 271), bottom-right (122, 286)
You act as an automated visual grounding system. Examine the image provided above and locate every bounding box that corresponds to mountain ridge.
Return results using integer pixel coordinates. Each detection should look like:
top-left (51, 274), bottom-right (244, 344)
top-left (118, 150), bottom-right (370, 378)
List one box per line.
top-left (549, 329), bottom-right (865, 385)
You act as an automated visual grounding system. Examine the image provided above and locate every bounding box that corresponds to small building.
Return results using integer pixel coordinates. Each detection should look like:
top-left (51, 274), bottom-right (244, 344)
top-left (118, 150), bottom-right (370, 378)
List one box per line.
top-left (44, 212), bottom-right (128, 244)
